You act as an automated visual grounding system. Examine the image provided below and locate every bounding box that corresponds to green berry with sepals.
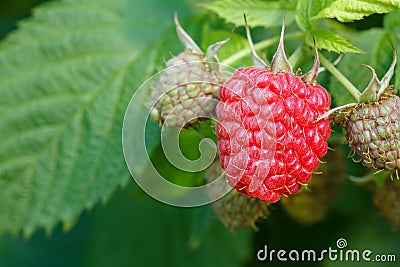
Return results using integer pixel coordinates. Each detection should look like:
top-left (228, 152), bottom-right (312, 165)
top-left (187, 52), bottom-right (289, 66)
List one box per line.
top-left (150, 12), bottom-right (231, 128)
top-left (318, 47), bottom-right (400, 172)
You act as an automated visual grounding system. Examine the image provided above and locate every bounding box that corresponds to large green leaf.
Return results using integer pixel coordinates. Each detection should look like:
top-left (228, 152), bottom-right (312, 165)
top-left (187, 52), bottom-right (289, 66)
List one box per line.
top-left (295, 0), bottom-right (334, 30)
top-left (0, 222), bottom-right (88, 267)
top-left (0, 0), bottom-right (197, 237)
top-left (384, 9), bottom-right (400, 89)
top-left (328, 29), bottom-right (393, 107)
top-left (295, 0), bottom-right (363, 54)
top-left (202, 0), bottom-right (296, 28)
top-left (83, 185), bottom-right (252, 267)
top-left (317, 0), bottom-right (400, 22)
top-left (308, 29), bottom-right (363, 54)
top-left (384, 8), bottom-right (400, 33)
top-left (0, 184), bottom-right (252, 267)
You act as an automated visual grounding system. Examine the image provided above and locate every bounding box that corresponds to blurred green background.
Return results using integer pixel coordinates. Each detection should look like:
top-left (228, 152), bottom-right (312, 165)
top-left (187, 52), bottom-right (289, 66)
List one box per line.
top-left (0, 0), bottom-right (399, 267)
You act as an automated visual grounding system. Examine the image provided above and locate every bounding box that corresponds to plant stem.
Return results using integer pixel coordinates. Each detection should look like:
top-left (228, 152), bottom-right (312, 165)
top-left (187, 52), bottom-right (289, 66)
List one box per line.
top-left (221, 31), bottom-right (304, 66)
top-left (319, 54), bottom-right (360, 101)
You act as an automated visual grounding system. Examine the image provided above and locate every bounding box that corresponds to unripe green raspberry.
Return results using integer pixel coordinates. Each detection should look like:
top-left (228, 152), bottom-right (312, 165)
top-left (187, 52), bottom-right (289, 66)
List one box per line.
top-left (205, 161), bottom-right (269, 230)
top-left (281, 144), bottom-right (345, 225)
top-left (321, 48), bottom-right (400, 172)
top-left (150, 49), bottom-right (223, 128)
top-left (344, 95), bottom-right (400, 171)
top-left (150, 13), bottom-right (229, 128)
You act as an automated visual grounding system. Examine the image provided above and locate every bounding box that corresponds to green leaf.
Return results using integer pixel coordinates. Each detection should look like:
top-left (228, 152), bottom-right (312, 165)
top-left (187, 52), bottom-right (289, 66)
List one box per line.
top-left (83, 184), bottom-right (252, 267)
top-left (0, 222), bottom-right (88, 267)
top-left (384, 8), bottom-right (400, 32)
top-left (0, 183), bottom-right (251, 267)
top-left (317, 0), bottom-right (400, 22)
top-left (329, 29), bottom-right (393, 107)
top-left (202, 0), bottom-right (295, 28)
top-left (384, 9), bottom-right (400, 89)
top-left (295, 0), bottom-right (334, 30)
top-left (308, 29), bottom-right (363, 53)
top-left (148, 129), bottom-right (207, 188)
top-left (187, 206), bottom-right (214, 250)
top-left (0, 0), bottom-right (197, 236)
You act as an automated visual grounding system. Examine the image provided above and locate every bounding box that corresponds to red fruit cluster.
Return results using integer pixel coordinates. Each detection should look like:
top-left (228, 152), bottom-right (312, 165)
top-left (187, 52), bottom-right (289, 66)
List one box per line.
top-left (216, 66), bottom-right (331, 202)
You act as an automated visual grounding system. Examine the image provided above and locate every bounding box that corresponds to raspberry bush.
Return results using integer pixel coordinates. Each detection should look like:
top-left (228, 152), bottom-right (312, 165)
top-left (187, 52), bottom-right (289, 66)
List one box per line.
top-left (0, 0), bottom-right (400, 267)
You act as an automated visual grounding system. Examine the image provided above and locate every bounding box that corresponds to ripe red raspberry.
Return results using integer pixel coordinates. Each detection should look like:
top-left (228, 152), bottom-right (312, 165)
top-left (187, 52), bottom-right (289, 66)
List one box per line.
top-left (216, 21), bottom-right (331, 203)
top-left (281, 143), bottom-right (345, 224)
top-left (205, 160), bottom-right (269, 230)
